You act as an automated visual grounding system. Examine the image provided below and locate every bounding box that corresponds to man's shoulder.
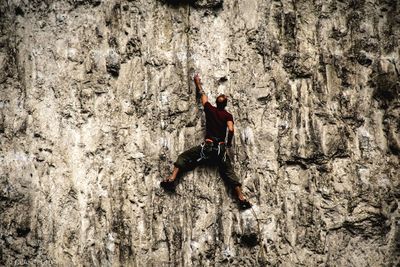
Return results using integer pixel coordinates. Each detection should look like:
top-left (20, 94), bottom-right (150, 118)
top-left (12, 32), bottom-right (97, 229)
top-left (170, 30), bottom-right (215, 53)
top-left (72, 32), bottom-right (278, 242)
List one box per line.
top-left (224, 109), bottom-right (233, 115)
top-left (204, 101), bottom-right (215, 110)
top-left (222, 108), bottom-right (232, 115)
top-left (224, 110), bottom-right (234, 120)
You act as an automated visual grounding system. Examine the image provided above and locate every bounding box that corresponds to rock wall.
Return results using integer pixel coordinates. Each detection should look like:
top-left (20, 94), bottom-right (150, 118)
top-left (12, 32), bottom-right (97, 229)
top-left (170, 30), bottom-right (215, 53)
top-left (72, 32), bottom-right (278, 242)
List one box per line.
top-left (1, 0), bottom-right (399, 266)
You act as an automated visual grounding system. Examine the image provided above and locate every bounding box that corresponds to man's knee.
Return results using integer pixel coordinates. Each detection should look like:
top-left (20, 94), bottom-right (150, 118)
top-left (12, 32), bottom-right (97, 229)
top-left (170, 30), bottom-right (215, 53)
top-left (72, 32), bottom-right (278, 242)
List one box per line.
top-left (174, 146), bottom-right (200, 171)
top-left (219, 168), bottom-right (241, 187)
top-left (228, 177), bottom-right (242, 188)
top-left (174, 155), bottom-right (187, 170)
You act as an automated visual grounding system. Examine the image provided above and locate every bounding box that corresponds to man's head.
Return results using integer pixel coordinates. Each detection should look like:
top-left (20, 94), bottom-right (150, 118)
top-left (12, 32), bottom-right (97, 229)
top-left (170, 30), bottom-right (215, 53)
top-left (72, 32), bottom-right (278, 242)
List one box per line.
top-left (216, 94), bottom-right (228, 110)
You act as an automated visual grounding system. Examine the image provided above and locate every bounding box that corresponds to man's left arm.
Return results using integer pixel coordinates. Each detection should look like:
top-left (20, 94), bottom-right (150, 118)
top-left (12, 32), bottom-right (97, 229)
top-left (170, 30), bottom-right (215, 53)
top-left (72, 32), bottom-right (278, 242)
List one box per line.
top-left (194, 74), bottom-right (208, 106)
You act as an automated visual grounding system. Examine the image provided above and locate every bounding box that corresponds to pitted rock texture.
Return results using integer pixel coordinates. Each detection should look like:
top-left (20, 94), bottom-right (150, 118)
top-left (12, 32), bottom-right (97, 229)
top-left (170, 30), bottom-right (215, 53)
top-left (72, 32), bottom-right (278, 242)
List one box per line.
top-left (0, 0), bottom-right (399, 266)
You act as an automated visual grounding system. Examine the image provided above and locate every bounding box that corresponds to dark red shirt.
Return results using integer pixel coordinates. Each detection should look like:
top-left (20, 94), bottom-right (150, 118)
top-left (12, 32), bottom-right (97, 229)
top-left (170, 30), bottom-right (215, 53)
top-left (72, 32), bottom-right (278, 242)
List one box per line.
top-left (203, 102), bottom-right (233, 141)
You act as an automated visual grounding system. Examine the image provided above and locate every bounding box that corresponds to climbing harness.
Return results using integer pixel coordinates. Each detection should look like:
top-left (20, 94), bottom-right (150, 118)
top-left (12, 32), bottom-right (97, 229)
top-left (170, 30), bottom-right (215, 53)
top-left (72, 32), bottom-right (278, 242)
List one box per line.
top-left (197, 139), bottom-right (226, 162)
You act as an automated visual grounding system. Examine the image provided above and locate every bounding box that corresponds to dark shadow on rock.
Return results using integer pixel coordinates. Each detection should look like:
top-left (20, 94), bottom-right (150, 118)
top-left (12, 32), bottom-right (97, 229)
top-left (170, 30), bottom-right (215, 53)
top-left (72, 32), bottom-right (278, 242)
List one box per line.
top-left (16, 227), bottom-right (30, 237)
top-left (369, 66), bottom-right (400, 155)
top-left (371, 72), bottom-right (399, 109)
top-left (240, 233), bottom-right (259, 247)
top-left (334, 213), bottom-right (391, 240)
top-left (15, 6), bottom-right (24, 16)
top-left (158, 0), bottom-right (223, 9)
top-left (69, 0), bottom-right (101, 7)
top-left (161, 0), bottom-right (196, 6)
top-left (106, 51), bottom-right (120, 77)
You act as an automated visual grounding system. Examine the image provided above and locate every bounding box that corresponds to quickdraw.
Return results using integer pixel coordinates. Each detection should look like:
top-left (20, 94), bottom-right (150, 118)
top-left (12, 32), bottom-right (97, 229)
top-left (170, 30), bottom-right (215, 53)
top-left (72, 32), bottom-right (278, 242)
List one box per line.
top-left (197, 142), bottom-right (207, 162)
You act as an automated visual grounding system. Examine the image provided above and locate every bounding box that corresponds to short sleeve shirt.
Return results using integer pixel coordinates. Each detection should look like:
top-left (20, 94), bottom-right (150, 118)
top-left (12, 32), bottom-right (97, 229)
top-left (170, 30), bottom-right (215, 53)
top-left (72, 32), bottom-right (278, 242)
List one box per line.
top-left (203, 102), bottom-right (234, 141)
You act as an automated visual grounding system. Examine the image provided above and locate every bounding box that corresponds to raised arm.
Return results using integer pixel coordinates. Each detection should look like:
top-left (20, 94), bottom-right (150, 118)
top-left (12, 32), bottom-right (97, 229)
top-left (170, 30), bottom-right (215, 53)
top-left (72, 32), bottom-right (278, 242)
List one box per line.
top-left (194, 74), bottom-right (208, 106)
top-left (227, 121), bottom-right (234, 147)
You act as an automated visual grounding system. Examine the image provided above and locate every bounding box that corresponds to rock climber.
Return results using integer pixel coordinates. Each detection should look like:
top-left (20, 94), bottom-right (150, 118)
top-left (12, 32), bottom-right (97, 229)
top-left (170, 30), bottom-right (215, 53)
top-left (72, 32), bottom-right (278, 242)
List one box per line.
top-left (160, 74), bottom-right (252, 210)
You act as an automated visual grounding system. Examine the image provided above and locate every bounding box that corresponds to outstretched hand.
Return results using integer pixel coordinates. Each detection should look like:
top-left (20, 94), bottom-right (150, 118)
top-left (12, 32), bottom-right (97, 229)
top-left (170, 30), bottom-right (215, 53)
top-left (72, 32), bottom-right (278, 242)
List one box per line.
top-left (194, 73), bottom-right (207, 105)
top-left (194, 73), bottom-right (201, 85)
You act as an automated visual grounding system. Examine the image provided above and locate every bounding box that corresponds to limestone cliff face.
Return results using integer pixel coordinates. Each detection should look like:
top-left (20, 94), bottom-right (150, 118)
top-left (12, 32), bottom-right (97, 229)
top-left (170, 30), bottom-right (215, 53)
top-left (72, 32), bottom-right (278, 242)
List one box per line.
top-left (0, 0), bottom-right (399, 266)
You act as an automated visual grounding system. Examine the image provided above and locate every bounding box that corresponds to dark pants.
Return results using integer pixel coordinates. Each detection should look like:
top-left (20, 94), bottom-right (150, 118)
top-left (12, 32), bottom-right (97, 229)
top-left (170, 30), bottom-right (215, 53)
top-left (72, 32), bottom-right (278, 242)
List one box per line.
top-left (174, 141), bottom-right (242, 188)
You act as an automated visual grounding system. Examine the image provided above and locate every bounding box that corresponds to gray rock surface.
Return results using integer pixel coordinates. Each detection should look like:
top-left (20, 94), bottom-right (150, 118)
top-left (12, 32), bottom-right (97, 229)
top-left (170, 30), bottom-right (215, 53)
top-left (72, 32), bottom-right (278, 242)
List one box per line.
top-left (0, 0), bottom-right (399, 266)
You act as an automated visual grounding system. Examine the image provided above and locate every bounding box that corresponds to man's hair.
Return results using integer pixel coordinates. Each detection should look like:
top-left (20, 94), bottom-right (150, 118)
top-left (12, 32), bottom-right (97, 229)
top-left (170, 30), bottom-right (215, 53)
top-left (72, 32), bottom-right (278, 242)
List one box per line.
top-left (216, 94), bottom-right (228, 109)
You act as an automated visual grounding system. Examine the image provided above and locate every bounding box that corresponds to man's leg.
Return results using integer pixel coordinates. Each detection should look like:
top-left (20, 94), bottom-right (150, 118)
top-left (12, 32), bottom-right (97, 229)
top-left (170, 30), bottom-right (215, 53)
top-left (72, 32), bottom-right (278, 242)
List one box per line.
top-left (161, 145), bottom-right (203, 189)
top-left (165, 166), bottom-right (180, 182)
top-left (234, 185), bottom-right (246, 201)
top-left (219, 153), bottom-right (252, 209)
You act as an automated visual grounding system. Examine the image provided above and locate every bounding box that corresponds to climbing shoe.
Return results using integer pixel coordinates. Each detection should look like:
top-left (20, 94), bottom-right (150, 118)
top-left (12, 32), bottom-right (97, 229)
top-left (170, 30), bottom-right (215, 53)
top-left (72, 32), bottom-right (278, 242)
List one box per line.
top-left (238, 199), bottom-right (252, 210)
top-left (160, 180), bottom-right (175, 192)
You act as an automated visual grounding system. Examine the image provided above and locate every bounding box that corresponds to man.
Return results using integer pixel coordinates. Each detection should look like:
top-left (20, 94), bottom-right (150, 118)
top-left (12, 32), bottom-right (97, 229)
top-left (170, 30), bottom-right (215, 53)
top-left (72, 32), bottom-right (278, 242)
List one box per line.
top-left (160, 74), bottom-right (251, 210)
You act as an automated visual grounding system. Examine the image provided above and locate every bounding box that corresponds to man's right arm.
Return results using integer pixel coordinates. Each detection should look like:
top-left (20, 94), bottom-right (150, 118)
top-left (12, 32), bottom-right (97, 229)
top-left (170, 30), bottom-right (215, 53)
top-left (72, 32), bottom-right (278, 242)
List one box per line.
top-left (227, 121), bottom-right (234, 147)
top-left (194, 74), bottom-right (208, 106)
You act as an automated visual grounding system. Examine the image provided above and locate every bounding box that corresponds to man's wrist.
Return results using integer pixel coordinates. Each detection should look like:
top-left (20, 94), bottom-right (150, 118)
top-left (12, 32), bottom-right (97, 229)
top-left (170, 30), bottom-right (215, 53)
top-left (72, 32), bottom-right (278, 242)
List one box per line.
top-left (196, 84), bottom-right (204, 94)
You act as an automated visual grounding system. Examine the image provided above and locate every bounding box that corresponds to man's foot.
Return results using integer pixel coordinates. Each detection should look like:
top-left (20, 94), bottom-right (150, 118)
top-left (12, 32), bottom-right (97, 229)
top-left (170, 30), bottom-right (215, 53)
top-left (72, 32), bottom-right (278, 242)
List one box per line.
top-left (160, 177), bottom-right (175, 192)
top-left (238, 199), bottom-right (252, 210)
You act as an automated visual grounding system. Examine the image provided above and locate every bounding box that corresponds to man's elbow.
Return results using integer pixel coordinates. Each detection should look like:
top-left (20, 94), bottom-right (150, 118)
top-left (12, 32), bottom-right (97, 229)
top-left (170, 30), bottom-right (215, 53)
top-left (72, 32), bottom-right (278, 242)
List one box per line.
top-left (201, 96), bottom-right (208, 106)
